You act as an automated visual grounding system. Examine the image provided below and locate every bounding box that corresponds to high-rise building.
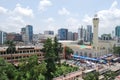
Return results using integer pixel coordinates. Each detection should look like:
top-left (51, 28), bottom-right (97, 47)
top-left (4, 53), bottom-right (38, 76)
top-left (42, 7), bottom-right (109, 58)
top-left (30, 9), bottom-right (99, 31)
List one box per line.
top-left (58, 28), bottom-right (68, 40)
top-left (78, 26), bottom-right (87, 42)
top-left (87, 25), bottom-right (92, 42)
top-left (73, 32), bottom-right (78, 41)
top-left (67, 31), bottom-right (73, 40)
top-left (0, 30), bottom-right (7, 45)
top-left (115, 26), bottom-right (120, 38)
top-left (21, 25), bottom-right (33, 43)
top-left (26, 25), bottom-right (33, 42)
top-left (78, 26), bottom-right (84, 41)
top-left (44, 30), bottom-right (54, 35)
top-left (83, 28), bottom-right (87, 42)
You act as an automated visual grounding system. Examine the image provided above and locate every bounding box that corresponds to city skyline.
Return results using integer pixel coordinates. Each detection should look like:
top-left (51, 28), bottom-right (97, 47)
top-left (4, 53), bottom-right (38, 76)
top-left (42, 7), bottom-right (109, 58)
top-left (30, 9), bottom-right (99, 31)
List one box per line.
top-left (0, 0), bottom-right (120, 35)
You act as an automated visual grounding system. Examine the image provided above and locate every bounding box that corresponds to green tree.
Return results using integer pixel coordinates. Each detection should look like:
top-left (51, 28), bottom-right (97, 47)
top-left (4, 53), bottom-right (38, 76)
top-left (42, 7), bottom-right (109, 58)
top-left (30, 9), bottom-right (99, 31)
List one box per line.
top-left (43, 38), bottom-right (56, 80)
top-left (53, 37), bottom-right (63, 64)
top-left (0, 57), bottom-right (17, 80)
top-left (83, 72), bottom-right (99, 80)
top-left (5, 40), bottom-right (16, 63)
top-left (113, 46), bottom-right (120, 56)
top-left (104, 71), bottom-right (116, 80)
top-left (17, 55), bottom-right (46, 80)
top-left (65, 46), bottom-right (73, 59)
top-left (78, 40), bottom-right (84, 45)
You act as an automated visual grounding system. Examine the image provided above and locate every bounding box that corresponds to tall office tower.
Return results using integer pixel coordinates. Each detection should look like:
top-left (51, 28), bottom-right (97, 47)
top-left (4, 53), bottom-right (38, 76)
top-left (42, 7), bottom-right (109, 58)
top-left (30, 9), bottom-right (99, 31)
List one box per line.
top-left (83, 28), bottom-right (87, 42)
top-left (67, 31), bottom-right (73, 40)
top-left (115, 26), bottom-right (120, 38)
top-left (0, 30), bottom-right (7, 45)
top-left (58, 28), bottom-right (68, 40)
top-left (26, 25), bottom-right (33, 42)
top-left (44, 30), bottom-right (54, 35)
top-left (21, 25), bottom-right (33, 44)
top-left (87, 25), bottom-right (92, 42)
top-left (78, 26), bottom-right (84, 41)
top-left (93, 14), bottom-right (99, 49)
top-left (73, 32), bottom-right (78, 41)
top-left (21, 27), bottom-right (28, 43)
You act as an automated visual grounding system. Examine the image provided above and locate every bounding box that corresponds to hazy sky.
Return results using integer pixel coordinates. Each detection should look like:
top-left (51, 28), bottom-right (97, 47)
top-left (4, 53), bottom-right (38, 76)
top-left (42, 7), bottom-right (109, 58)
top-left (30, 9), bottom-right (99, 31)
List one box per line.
top-left (0, 0), bottom-right (120, 35)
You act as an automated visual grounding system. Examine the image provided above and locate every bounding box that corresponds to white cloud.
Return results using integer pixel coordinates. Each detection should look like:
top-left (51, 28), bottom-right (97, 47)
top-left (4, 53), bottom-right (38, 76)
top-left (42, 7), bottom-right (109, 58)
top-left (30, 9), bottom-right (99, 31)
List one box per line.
top-left (0, 16), bottom-right (26, 33)
top-left (12, 3), bottom-right (34, 18)
top-left (45, 17), bottom-right (55, 23)
top-left (38, 0), bottom-right (52, 12)
top-left (66, 17), bottom-right (80, 32)
top-left (58, 8), bottom-right (70, 16)
top-left (0, 6), bottom-right (7, 14)
top-left (111, 0), bottom-right (117, 9)
top-left (8, 16), bottom-right (25, 25)
top-left (82, 1), bottom-right (120, 35)
top-left (0, 4), bottom-right (33, 33)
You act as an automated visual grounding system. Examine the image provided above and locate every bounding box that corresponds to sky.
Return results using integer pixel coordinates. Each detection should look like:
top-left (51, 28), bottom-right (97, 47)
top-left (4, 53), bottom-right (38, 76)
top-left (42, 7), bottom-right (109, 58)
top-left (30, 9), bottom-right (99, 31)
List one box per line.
top-left (0, 0), bottom-right (120, 36)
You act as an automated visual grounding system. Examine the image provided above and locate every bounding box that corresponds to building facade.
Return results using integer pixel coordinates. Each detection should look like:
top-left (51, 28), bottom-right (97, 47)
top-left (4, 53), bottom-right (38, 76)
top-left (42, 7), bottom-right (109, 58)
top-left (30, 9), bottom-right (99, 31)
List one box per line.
top-left (58, 28), bottom-right (68, 40)
top-left (73, 32), bottom-right (78, 41)
top-left (87, 25), bottom-right (92, 42)
top-left (67, 31), bottom-right (73, 40)
top-left (92, 14), bottom-right (99, 49)
top-left (78, 26), bottom-right (84, 41)
top-left (78, 26), bottom-right (87, 42)
top-left (0, 30), bottom-right (7, 45)
top-left (26, 25), bottom-right (33, 42)
top-left (101, 34), bottom-right (112, 40)
top-left (44, 30), bottom-right (54, 35)
top-left (21, 25), bottom-right (33, 44)
top-left (115, 26), bottom-right (120, 38)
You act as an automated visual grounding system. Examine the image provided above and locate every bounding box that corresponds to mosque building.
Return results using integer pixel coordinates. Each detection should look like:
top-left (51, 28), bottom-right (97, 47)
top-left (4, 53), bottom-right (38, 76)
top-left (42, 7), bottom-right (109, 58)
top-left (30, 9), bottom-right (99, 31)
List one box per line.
top-left (60, 14), bottom-right (119, 57)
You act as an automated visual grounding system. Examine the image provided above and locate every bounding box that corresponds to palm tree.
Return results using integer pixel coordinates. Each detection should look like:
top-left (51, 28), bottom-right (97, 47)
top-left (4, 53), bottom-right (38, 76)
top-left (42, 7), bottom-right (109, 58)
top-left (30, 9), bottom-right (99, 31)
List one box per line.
top-left (5, 40), bottom-right (16, 63)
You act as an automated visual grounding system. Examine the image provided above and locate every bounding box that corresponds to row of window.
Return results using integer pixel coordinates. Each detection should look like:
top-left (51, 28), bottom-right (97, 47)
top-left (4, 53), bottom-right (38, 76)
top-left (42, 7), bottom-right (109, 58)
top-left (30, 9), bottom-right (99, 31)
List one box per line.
top-left (3, 54), bottom-right (44, 61)
top-left (0, 50), bottom-right (41, 55)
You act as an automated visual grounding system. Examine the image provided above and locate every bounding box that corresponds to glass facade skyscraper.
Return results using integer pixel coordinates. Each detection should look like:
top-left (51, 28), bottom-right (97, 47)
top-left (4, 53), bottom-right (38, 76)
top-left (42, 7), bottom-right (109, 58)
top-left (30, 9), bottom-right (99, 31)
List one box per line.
top-left (58, 28), bottom-right (68, 40)
top-left (115, 26), bottom-right (120, 38)
top-left (21, 25), bottom-right (33, 43)
top-left (0, 30), bottom-right (7, 45)
top-left (26, 25), bottom-right (33, 42)
top-left (87, 25), bottom-right (92, 42)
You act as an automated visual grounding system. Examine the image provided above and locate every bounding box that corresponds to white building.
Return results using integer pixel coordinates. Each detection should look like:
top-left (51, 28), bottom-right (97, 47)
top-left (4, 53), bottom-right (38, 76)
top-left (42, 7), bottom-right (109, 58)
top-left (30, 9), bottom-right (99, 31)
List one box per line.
top-left (60, 14), bottom-right (120, 57)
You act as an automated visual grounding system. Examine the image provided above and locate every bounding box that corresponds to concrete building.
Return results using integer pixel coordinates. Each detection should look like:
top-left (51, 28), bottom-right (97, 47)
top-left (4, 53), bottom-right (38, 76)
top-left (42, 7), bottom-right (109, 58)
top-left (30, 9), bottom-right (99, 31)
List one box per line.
top-left (73, 32), bottom-right (78, 41)
top-left (67, 31), bottom-right (73, 40)
top-left (21, 25), bottom-right (33, 44)
top-left (101, 34), bottom-right (112, 40)
top-left (59, 14), bottom-right (120, 58)
top-left (0, 30), bottom-right (7, 45)
top-left (44, 30), bottom-right (54, 35)
top-left (0, 45), bottom-right (63, 63)
top-left (26, 25), bottom-right (33, 42)
top-left (87, 25), bottom-right (92, 42)
top-left (78, 26), bottom-right (84, 41)
top-left (33, 33), bottom-right (55, 44)
top-left (7, 33), bottom-right (22, 42)
top-left (78, 26), bottom-right (87, 42)
top-left (115, 26), bottom-right (120, 38)
top-left (92, 14), bottom-right (99, 50)
top-left (58, 28), bottom-right (68, 40)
